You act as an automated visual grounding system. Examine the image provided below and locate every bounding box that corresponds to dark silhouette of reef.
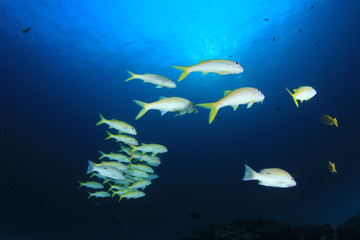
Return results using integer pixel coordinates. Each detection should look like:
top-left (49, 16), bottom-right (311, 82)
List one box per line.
top-left (180, 213), bottom-right (360, 240)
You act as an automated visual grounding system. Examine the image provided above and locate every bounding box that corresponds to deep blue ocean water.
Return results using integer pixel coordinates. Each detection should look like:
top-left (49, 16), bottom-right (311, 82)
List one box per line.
top-left (1, 0), bottom-right (360, 239)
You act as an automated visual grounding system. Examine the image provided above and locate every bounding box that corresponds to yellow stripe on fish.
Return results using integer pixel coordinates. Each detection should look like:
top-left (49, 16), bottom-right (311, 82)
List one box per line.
top-left (172, 59), bottom-right (244, 81)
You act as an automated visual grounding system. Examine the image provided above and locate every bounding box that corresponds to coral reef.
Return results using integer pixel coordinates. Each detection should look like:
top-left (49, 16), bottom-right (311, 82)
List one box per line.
top-left (181, 213), bottom-right (360, 240)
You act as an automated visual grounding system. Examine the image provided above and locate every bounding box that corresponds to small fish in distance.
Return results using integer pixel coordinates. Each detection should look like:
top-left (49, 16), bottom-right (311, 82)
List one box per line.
top-left (22, 27), bottom-right (31, 33)
top-left (320, 114), bottom-right (338, 127)
top-left (328, 161), bottom-right (337, 174)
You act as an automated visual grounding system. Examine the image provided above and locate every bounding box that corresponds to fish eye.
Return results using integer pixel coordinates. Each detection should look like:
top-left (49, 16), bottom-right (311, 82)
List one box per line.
top-left (235, 62), bottom-right (239, 65)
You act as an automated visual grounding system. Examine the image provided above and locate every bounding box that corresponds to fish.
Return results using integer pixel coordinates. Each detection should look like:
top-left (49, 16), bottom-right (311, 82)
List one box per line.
top-left (105, 131), bottom-right (139, 145)
top-left (129, 163), bottom-right (154, 173)
top-left (328, 161), bottom-right (337, 174)
top-left (87, 161), bottom-right (125, 180)
top-left (242, 164), bottom-right (296, 188)
top-left (128, 180), bottom-right (152, 190)
top-left (128, 143), bottom-right (167, 156)
top-left (147, 174), bottom-right (159, 180)
top-left (96, 113), bottom-right (137, 135)
top-left (172, 59), bottom-right (243, 81)
top-left (133, 97), bottom-right (198, 120)
top-left (320, 114), bottom-right (338, 127)
top-left (285, 86), bottom-right (317, 107)
top-left (95, 161), bottom-right (127, 171)
top-left (78, 181), bottom-right (104, 189)
top-left (108, 184), bottom-right (128, 191)
top-left (99, 150), bottom-right (130, 163)
top-left (118, 190), bottom-right (146, 202)
top-left (21, 27), bottom-right (31, 33)
top-left (87, 191), bottom-right (111, 199)
top-left (109, 179), bottom-right (134, 186)
top-left (196, 87), bottom-right (265, 124)
top-left (111, 189), bottom-right (130, 197)
top-left (123, 168), bottom-right (149, 178)
top-left (130, 152), bottom-right (161, 164)
top-left (264, 18), bottom-right (269, 21)
top-left (125, 71), bottom-right (176, 88)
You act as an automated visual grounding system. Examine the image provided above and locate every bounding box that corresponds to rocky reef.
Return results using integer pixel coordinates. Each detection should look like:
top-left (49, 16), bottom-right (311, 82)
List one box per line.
top-left (180, 213), bottom-right (360, 240)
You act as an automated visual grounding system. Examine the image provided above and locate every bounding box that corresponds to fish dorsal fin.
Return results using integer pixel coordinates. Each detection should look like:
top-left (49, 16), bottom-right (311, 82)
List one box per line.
top-left (224, 90), bottom-right (232, 96)
top-left (247, 102), bottom-right (254, 108)
top-left (156, 85), bottom-right (163, 88)
top-left (158, 96), bottom-right (166, 100)
top-left (231, 105), bottom-right (239, 111)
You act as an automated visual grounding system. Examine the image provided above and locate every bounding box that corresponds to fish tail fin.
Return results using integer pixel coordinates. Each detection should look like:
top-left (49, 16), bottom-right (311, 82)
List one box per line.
top-left (78, 181), bottom-right (83, 188)
top-left (333, 118), bottom-right (338, 127)
top-left (96, 113), bottom-right (105, 126)
top-left (119, 143), bottom-right (127, 153)
top-left (128, 143), bottom-right (136, 155)
top-left (105, 130), bottom-right (113, 140)
top-left (196, 102), bottom-right (219, 124)
top-left (172, 66), bottom-right (190, 81)
top-left (242, 164), bottom-right (258, 181)
top-left (87, 161), bottom-right (95, 174)
top-left (285, 88), bottom-right (299, 107)
top-left (125, 71), bottom-right (137, 82)
top-left (133, 100), bottom-right (149, 120)
top-left (87, 192), bottom-right (92, 199)
top-left (99, 150), bottom-right (105, 160)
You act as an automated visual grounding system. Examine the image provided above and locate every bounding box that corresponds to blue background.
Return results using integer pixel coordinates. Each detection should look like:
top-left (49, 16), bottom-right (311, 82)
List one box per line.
top-left (1, 0), bottom-right (360, 239)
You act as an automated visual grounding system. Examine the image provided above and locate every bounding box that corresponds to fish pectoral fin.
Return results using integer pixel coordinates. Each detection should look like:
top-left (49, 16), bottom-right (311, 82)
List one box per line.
top-left (175, 111), bottom-right (186, 116)
top-left (160, 110), bottom-right (167, 116)
top-left (231, 105), bottom-right (239, 111)
top-left (156, 85), bottom-right (164, 88)
top-left (247, 102), bottom-right (254, 108)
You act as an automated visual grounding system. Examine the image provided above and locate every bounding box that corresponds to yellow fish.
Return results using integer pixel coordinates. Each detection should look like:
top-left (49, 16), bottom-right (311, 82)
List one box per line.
top-left (172, 59), bottom-right (243, 81)
top-left (328, 161), bottom-right (337, 174)
top-left (320, 114), bottom-right (338, 127)
top-left (125, 71), bottom-right (176, 88)
top-left (133, 97), bottom-right (197, 120)
top-left (196, 87), bottom-right (265, 124)
top-left (285, 86), bottom-right (317, 107)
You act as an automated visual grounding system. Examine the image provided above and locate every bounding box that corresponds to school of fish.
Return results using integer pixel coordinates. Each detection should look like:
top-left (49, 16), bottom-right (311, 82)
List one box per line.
top-left (79, 113), bottom-right (167, 202)
top-left (80, 58), bottom-right (339, 203)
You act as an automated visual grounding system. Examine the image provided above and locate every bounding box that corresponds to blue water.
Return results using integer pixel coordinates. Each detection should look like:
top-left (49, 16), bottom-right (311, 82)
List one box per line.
top-left (1, 0), bottom-right (360, 239)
